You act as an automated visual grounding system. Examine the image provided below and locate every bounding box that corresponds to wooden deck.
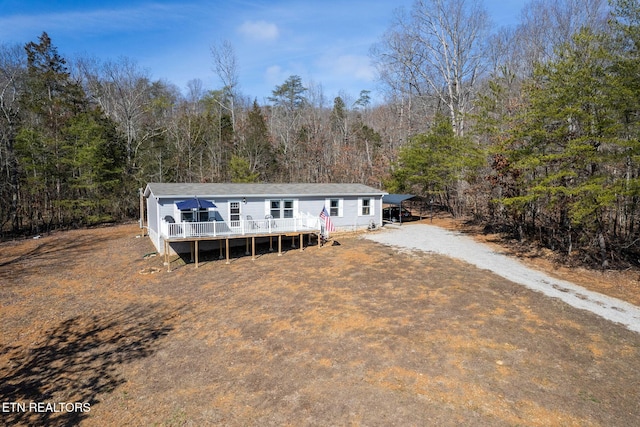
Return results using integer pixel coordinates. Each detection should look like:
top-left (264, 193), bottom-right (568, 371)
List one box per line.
top-left (161, 217), bottom-right (321, 271)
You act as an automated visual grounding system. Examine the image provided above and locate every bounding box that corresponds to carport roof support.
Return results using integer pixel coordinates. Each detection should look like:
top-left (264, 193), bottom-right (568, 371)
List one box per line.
top-left (382, 194), bottom-right (415, 225)
top-left (383, 194), bottom-right (415, 205)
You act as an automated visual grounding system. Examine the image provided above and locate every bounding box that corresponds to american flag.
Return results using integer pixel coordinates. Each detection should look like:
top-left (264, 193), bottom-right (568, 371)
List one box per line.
top-left (320, 206), bottom-right (336, 234)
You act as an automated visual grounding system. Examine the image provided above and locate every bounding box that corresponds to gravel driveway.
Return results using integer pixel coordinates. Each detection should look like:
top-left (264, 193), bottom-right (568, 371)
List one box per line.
top-left (365, 223), bottom-right (640, 334)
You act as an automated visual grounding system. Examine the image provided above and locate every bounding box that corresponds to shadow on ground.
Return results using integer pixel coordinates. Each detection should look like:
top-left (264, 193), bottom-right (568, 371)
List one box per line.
top-left (0, 234), bottom-right (114, 282)
top-left (0, 302), bottom-right (179, 426)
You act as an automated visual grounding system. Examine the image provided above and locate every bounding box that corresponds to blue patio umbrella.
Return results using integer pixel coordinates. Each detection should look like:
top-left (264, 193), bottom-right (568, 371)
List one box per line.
top-left (176, 197), bottom-right (217, 210)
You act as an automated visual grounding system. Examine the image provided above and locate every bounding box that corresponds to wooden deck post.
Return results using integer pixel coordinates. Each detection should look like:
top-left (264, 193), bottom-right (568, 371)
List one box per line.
top-left (251, 236), bottom-right (256, 261)
top-left (165, 240), bottom-right (170, 272)
top-left (159, 220), bottom-right (321, 270)
top-left (195, 240), bottom-right (199, 268)
top-left (139, 188), bottom-right (145, 236)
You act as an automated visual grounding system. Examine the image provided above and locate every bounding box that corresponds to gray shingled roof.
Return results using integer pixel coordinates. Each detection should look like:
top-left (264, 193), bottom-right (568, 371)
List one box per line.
top-left (145, 182), bottom-right (387, 198)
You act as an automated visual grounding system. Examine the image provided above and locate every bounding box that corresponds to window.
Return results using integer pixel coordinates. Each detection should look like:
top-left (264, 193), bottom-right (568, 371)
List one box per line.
top-left (324, 198), bottom-right (343, 217)
top-left (329, 199), bottom-right (340, 217)
top-left (230, 201), bottom-right (241, 221)
top-left (283, 200), bottom-right (294, 218)
top-left (269, 199), bottom-right (296, 218)
top-left (270, 200), bottom-right (281, 218)
top-left (181, 209), bottom-right (208, 222)
top-left (359, 198), bottom-right (373, 216)
top-left (362, 199), bottom-right (371, 215)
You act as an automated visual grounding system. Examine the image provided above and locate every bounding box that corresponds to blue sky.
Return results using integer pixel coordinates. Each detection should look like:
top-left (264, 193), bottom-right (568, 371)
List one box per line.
top-left (0, 0), bottom-right (528, 103)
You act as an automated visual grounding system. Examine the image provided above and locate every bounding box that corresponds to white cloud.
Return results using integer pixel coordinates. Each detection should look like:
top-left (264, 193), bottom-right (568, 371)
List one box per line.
top-left (238, 20), bottom-right (279, 42)
top-left (265, 65), bottom-right (286, 86)
top-left (323, 54), bottom-right (375, 82)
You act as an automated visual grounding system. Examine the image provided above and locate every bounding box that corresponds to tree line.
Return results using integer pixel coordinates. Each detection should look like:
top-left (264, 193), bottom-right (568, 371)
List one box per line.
top-left (385, 0), bottom-right (638, 268)
top-left (0, 34), bottom-right (392, 236)
top-left (1, 0), bottom-right (639, 269)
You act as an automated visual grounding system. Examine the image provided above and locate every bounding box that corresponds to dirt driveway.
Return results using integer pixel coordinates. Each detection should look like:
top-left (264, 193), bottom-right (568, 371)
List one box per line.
top-left (1, 223), bottom-right (639, 426)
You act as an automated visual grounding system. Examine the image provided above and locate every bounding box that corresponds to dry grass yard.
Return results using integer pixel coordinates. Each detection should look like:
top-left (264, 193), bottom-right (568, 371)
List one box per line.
top-left (1, 222), bottom-right (639, 426)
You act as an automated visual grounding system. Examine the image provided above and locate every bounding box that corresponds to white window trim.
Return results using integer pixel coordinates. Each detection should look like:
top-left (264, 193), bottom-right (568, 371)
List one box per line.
top-left (358, 197), bottom-right (374, 216)
top-left (229, 200), bottom-right (242, 221)
top-left (265, 198), bottom-right (298, 218)
top-left (325, 198), bottom-right (343, 217)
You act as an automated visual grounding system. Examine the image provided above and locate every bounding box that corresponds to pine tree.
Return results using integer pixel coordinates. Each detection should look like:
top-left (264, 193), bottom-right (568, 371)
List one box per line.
top-left (236, 100), bottom-right (275, 180)
top-left (61, 110), bottom-right (126, 223)
top-left (15, 32), bottom-right (128, 230)
top-left (389, 114), bottom-right (483, 215)
top-left (268, 75), bottom-right (307, 111)
top-left (500, 28), bottom-right (621, 264)
top-left (18, 32), bottom-right (87, 229)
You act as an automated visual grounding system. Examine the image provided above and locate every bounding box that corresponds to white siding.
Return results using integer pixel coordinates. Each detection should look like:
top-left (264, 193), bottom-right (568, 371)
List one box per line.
top-left (146, 197), bottom-right (160, 251)
top-left (145, 188), bottom-right (385, 254)
top-left (147, 197), bottom-right (158, 233)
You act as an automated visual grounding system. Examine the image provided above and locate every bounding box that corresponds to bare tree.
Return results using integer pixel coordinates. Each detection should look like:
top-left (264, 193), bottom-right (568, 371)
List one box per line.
top-left (372, 0), bottom-right (490, 136)
top-left (186, 78), bottom-right (205, 108)
top-left (78, 57), bottom-right (159, 168)
top-left (0, 43), bottom-right (26, 232)
top-left (210, 40), bottom-right (240, 131)
top-left (512, 0), bottom-right (610, 76)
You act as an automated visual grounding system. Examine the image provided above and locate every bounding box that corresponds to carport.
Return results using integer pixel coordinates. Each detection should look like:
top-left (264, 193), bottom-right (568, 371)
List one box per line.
top-left (382, 194), bottom-right (415, 224)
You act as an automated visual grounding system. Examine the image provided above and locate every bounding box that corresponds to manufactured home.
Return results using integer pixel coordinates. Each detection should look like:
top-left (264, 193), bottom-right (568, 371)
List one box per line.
top-left (142, 183), bottom-right (387, 264)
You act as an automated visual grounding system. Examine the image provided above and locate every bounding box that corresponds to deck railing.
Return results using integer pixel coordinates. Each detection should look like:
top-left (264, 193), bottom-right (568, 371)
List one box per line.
top-left (162, 214), bottom-right (320, 239)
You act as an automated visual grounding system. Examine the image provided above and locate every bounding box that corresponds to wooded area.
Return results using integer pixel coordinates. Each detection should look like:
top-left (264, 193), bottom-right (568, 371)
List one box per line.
top-left (1, 0), bottom-right (639, 268)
